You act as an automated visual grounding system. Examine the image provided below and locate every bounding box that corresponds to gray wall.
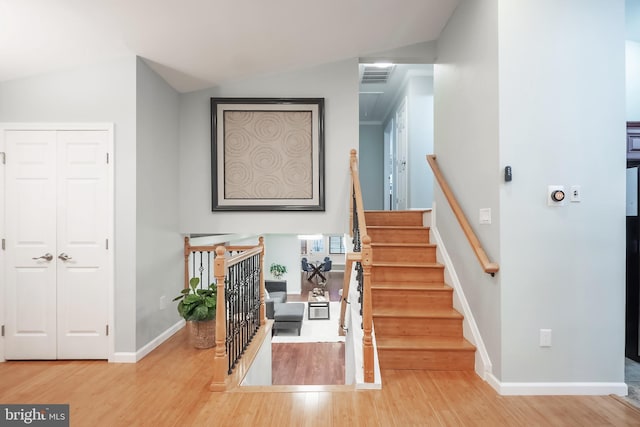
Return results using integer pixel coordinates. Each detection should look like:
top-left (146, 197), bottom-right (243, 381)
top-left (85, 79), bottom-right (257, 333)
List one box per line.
top-left (178, 59), bottom-right (359, 235)
top-left (435, 0), bottom-right (502, 376)
top-left (135, 58), bottom-right (182, 348)
top-left (436, 0), bottom-right (626, 384)
top-left (628, 41), bottom-right (640, 121)
top-left (0, 57), bottom-right (139, 354)
top-left (407, 76), bottom-right (434, 208)
top-left (359, 124), bottom-right (384, 210)
top-left (497, 0), bottom-right (625, 383)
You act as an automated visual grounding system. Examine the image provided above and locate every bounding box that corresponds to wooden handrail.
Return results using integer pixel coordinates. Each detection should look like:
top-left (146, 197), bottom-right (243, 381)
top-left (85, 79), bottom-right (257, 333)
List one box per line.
top-left (348, 149), bottom-right (374, 383)
top-left (426, 155), bottom-right (499, 276)
top-left (350, 149), bottom-right (368, 235)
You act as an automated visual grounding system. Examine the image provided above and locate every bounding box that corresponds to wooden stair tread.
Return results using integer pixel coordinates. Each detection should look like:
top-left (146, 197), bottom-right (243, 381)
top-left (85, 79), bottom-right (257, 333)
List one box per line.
top-left (373, 307), bottom-right (463, 319)
top-left (376, 336), bottom-right (476, 351)
top-left (371, 242), bottom-right (436, 248)
top-left (372, 282), bottom-right (451, 291)
top-left (372, 262), bottom-right (443, 268)
top-left (368, 225), bottom-right (430, 230)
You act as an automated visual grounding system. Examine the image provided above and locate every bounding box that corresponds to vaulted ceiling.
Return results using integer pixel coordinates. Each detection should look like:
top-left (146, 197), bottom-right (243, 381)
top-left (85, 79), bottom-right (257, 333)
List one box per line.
top-left (0, 0), bottom-right (459, 93)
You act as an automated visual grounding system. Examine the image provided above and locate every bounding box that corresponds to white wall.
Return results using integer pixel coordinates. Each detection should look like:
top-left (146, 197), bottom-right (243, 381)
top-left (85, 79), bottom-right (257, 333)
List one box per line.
top-left (498, 0), bottom-right (626, 384)
top-left (434, 0), bottom-right (502, 375)
top-left (178, 59), bottom-right (359, 236)
top-left (359, 124), bottom-right (385, 209)
top-left (0, 57), bottom-right (139, 354)
top-left (628, 41), bottom-right (640, 121)
top-left (135, 58), bottom-right (182, 349)
top-left (263, 234), bottom-right (302, 295)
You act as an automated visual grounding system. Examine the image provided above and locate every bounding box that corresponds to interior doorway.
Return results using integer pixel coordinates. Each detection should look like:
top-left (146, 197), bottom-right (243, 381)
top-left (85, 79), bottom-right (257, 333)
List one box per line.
top-left (358, 63), bottom-right (435, 210)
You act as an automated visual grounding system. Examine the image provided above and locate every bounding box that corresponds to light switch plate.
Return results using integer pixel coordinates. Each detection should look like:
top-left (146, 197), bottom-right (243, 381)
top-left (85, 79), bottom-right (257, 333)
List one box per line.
top-left (479, 208), bottom-right (491, 225)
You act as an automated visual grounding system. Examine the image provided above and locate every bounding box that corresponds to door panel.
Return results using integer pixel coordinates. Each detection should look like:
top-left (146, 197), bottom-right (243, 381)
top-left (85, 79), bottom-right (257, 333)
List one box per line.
top-left (395, 98), bottom-right (408, 210)
top-left (56, 130), bottom-right (108, 359)
top-left (5, 130), bottom-right (57, 359)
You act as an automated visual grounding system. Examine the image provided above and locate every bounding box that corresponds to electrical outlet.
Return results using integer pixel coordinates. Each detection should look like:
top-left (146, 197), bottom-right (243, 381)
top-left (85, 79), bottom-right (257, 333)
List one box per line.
top-left (159, 295), bottom-right (167, 310)
top-left (540, 329), bottom-right (552, 347)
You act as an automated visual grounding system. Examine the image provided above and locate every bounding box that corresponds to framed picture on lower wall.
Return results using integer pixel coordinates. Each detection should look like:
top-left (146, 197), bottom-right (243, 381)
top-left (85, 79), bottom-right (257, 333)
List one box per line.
top-left (210, 97), bottom-right (325, 211)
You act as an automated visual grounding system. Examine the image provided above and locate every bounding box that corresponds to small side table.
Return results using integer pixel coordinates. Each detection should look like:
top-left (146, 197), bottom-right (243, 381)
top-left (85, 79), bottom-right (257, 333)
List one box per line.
top-left (308, 291), bottom-right (330, 320)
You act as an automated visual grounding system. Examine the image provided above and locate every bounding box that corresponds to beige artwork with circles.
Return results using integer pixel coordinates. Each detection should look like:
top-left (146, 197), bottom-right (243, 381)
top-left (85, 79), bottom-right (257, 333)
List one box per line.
top-left (224, 110), bottom-right (313, 199)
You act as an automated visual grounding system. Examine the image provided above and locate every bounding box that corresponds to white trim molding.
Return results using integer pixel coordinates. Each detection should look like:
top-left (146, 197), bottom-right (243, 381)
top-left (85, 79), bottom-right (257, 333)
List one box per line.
top-left (111, 319), bottom-right (185, 363)
top-left (487, 374), bottom-right (628, 396)
top-left (428, 203), bottom-right (493, 380)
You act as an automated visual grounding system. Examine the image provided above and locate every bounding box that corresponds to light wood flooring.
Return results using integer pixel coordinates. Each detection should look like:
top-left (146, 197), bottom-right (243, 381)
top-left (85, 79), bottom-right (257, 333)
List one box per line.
top-left (1, 327), bottom-right (639, 426)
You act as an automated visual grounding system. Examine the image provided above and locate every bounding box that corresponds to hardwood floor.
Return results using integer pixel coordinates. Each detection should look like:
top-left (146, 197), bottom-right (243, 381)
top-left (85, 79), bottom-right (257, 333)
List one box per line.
top-left (272, 343), bottom-right (344, 385)
top-left (1, 327), bottom-right (639, 426)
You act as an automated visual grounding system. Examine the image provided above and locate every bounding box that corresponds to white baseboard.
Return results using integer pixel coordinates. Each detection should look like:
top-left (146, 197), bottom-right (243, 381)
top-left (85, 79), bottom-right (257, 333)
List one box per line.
top-left (430, 223), bottom-right (493, 380)
top-left (487, 373), bottom-right (628, 396)
top-left (110, 319), bottom-right (185, 364)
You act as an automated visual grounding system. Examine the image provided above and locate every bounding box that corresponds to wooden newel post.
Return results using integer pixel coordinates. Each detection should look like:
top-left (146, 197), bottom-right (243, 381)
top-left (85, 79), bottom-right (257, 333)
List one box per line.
top-left (259, 236), bottom-right (267, 324)
top-left (361, 234), bottom-right (374, 383)
top-left (210, 245), bottom-right (228, 391)
top-left (183, 236), bottom-right (190, 290)
top-left (349, 149), bottom-right (357, 237)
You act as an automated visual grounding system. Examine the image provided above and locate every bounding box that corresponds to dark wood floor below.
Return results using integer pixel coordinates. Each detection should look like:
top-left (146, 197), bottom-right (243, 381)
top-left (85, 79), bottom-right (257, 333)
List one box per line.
top-left (272, 342), bottom-right (344, 385)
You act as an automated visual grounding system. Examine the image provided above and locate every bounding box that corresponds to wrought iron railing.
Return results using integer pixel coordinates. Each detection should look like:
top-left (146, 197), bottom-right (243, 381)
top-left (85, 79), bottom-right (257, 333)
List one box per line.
top-left (224, 250), bottom-right (261, 374)
top-left (183, 237), bottom-right (266, 391)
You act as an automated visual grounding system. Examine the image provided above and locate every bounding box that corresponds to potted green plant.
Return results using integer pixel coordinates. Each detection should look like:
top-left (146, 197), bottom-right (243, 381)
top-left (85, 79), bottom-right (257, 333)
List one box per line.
top-left (269, 263), bottom-right (287, 280)
top-left (173, 277), bottom-right (217, 348)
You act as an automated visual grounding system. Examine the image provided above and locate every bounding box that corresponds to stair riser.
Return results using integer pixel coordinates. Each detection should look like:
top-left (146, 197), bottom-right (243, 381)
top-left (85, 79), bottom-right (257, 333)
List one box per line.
top-left (372, 289), bottom-right (453, 310)
top-left (372, 265), bottom-right (444, 283)
top-left (365, 211), bottom-right (425, 227)
top-left (372, 246), bottom-right (437, 263)
top-left (368, 228), bottom-right (430, 244)
top-left (373, 317), bottom-right (462, 337)
top-left (378, 349), bottom-right (475, 371)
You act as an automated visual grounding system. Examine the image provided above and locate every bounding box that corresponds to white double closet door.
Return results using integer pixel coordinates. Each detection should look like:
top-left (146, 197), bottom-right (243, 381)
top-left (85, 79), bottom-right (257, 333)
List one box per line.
top-left (3, 127), bottom-right (111, 360)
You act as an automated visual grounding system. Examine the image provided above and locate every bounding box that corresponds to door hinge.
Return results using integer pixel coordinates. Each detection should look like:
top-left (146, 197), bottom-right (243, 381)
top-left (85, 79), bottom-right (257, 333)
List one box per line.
top-left (106, 325), bottom-right (109, 336)
top-left (0, 152), bottom-right (5, 164)
top-left (1, 325), bottom-right (4, 337)
top-left (105, 239), bottom-right (109, 250)
top-left (1, 238), bottom-right (4, 250)
top-left (106, 153), bottom-right (109, 164)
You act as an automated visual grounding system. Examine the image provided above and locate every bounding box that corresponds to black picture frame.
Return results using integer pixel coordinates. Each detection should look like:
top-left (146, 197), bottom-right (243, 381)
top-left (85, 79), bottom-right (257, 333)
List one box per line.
top-left (211, 97), bottom-right (325, 211)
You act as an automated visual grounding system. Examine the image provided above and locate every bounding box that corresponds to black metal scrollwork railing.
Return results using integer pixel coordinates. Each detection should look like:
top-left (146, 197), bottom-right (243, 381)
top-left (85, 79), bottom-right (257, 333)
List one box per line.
top-left (224, 252), bottom-right (261, 375)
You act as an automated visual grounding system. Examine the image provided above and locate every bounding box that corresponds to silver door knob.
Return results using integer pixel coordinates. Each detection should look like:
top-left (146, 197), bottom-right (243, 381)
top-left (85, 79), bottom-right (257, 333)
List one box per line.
top-left (58, 253), bottom-right (73, 261)
top-left (32, 253), bottom-right (53, 262)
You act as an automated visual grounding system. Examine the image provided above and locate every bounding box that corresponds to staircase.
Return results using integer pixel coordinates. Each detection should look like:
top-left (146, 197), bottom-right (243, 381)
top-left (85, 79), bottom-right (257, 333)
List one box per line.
top-left (366, 210), bottom-right (476, 371)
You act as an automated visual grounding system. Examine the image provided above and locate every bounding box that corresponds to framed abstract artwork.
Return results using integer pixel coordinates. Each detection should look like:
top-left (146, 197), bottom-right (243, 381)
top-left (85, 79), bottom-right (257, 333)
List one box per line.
top-left (211, 97), bottom-right (325, 211)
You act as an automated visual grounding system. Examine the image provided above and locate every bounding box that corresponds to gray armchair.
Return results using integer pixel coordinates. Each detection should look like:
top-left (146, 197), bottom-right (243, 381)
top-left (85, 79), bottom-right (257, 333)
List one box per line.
top-left (265, 279), bottom-right (287, 319)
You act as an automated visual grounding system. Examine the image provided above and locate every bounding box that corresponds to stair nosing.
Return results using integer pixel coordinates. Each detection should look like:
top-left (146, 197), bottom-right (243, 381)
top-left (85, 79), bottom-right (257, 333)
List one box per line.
top-left (372, 262), bottom-right (444, 268)
top-left (376, 337), bottom-right (476, 351)
top-left (373, 308), bottom-right (463, 319)
top-left (371, 282), bottom-right (452, 291)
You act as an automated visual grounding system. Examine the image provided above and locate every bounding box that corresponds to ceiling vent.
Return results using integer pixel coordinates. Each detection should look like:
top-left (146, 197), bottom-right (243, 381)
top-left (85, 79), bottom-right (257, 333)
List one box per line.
top-left (361, 65), bottom-right (395, 84)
